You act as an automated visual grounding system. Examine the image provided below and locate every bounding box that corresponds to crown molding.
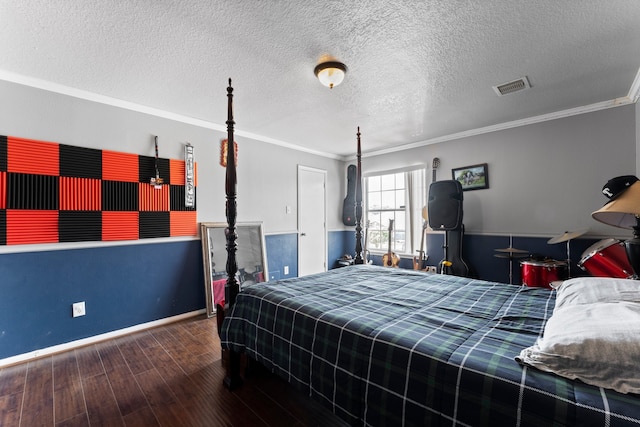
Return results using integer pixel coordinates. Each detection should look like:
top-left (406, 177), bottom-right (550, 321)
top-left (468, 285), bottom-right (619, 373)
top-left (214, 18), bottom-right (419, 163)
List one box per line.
top-left (628, 66), bottom-right (640, 103)
top-left (1, 68), bottom-right (636, 164)
top-left (0, 69), bottom-right (342, 160)
top-left (351, 96), bottom-right (635, 161)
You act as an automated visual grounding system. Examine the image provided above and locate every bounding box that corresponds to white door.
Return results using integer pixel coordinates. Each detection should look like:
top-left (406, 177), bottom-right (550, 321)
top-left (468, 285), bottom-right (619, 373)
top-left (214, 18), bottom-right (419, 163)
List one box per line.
top-left (298, 166), bottom-right (327, 276)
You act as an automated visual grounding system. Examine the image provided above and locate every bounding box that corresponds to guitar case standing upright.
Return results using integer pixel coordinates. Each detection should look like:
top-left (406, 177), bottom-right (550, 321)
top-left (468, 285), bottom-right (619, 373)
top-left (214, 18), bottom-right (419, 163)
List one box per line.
top-left (428, 179), bottom-right (472, 277)
top-left (342, 164), bottom-right (357, 226)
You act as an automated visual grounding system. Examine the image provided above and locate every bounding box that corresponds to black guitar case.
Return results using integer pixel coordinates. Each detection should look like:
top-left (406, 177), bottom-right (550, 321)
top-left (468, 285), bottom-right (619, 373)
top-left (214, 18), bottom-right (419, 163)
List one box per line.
top-left (342, 164), bottom-right (356, 226)
top-left (443, 226), bottom-right (472, 277)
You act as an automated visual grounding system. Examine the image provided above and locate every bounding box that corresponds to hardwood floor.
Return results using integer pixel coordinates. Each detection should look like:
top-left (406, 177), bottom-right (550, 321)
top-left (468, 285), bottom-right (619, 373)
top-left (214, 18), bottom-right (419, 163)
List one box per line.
top-left (0, 315), bottom-right (349, 426)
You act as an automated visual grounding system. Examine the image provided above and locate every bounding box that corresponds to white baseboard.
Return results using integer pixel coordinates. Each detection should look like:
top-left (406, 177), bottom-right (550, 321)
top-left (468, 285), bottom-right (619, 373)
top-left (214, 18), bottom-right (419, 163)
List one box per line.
top-left (0, 309), bottom-right (207, 368)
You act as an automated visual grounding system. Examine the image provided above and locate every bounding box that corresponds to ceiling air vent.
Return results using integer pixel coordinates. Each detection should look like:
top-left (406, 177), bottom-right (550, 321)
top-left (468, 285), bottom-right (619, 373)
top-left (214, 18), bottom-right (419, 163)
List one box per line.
top-left (493, 76), bottom-right (531, 96)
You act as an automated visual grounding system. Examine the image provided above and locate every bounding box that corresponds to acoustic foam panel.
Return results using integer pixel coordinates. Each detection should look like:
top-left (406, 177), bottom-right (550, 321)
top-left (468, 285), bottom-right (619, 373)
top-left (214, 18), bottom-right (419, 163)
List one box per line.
top-left (170, 211), bottom-right (198, 236)
top-left (60, 145), bottom-right (102, 179)
top-left (139, 155), bottom-right (170, 185)
top-left (139, 211), bottom-right (170, 239)
top-left (0, 172), bottom-right (5, 209)
top-left (0, 210), bottom-right (5, 245)
top-left (0, 135), bottom-right (6, 171)
top-left (6, 210), bottom-right (58, 245)
top-left (7, 136), bottom-right (59, 175)
top-left (102, 211), bottom-right (139, 241)
top-left (60, 177), bottom-right (101, 210)
top-left (59, 211), bottom-right (102, 242)
top-left (7, 173), bottom-right (59, 210)
top-left (102, 181), bottom-right (139, 211)
top-left (103, 150), bottom-right (139, 182)
top-left (170, 185), bottom-right (197, 211)
top-left (170, 159), bottom-right (185, 185)
top-left (139, 183), bottom-right (169, 211)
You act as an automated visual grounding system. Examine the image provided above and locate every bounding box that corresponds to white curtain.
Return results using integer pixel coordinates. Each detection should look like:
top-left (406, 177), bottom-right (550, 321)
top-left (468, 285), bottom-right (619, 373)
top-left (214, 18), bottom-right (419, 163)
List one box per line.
top-left (406, 169), bottom-right (427, 255)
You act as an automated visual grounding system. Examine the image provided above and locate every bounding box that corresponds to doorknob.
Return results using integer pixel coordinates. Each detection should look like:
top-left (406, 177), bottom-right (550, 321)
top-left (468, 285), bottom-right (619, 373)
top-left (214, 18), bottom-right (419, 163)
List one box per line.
top-left (301, 232), bottom-right (306, 236)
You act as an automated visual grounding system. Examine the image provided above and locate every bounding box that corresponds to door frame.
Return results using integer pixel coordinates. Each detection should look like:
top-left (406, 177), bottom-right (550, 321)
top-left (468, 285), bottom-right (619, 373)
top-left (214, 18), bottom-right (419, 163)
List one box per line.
top-left (297, 165), bottom-right (327, 275)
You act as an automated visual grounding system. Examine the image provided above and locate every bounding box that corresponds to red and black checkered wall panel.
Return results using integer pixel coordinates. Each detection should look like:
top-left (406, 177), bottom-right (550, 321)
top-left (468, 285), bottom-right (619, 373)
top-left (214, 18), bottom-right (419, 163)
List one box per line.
top-left (0, 135), bottom-right (197, 245)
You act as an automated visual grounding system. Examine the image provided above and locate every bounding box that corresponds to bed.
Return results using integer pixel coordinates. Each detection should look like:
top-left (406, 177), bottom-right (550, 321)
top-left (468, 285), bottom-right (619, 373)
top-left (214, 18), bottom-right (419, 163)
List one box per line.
top-left (216, 80), bottom-right (640, 426)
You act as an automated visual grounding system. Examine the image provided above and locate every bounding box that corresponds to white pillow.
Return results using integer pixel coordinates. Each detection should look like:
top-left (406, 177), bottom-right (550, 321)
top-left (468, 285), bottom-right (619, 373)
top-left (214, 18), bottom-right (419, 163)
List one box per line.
top-left (516, 300), bottom-right (640, 394)
top-left (554, 277), bottom-right (640, 309)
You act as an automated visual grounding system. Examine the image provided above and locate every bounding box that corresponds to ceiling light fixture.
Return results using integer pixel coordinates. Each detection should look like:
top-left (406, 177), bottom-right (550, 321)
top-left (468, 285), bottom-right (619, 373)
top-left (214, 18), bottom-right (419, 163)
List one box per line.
top-left (314, 61), bottom-right (347, 89)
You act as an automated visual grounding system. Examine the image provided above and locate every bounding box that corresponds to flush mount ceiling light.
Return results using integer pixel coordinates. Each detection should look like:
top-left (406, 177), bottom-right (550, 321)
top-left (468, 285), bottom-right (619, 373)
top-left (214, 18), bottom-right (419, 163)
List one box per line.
top-left (314, 61), bottom-right (347, 89)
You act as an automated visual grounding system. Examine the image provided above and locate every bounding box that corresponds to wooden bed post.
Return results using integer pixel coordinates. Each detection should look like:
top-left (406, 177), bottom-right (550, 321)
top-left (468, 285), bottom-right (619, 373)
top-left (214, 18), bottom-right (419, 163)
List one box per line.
top-left (354, 127), bottom-right (364, 264)
top-left (223, 78), bottom-right (243, 390)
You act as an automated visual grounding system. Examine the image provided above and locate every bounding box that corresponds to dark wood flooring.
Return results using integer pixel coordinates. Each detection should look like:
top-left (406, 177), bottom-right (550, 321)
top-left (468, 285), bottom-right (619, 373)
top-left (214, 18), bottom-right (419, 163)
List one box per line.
top-left (0, 314), bottom-right (349, 426)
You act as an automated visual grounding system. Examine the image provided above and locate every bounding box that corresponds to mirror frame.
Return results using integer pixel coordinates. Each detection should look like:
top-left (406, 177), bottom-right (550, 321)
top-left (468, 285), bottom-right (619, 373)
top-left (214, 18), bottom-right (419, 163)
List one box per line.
top-left (200, 221), bottom-right (268, 317)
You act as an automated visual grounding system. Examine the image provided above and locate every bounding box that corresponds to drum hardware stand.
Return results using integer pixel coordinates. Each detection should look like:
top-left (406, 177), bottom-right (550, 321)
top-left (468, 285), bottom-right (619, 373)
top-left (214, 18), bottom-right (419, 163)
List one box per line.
top-left (508, 235), bottom-right (515, 284)
top-left (494, 235), bottom-right (528, 284)
top-left (565, 240), bottom-right (571, 278)
top-left (547, 229), bottom-right (588, 279)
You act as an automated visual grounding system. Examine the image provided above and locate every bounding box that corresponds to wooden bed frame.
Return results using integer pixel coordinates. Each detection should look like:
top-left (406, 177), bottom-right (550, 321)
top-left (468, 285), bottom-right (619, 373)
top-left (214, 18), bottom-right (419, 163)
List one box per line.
top-left (215, 82), bottom-right (640, 426)
top-left (218, 80), bottom-right (365, 389)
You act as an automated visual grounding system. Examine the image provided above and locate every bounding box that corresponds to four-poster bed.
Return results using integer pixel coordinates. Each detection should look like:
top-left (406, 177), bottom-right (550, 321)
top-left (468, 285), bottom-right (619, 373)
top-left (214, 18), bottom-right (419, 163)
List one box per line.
top-left (217, 81), bottom-right (640, 426)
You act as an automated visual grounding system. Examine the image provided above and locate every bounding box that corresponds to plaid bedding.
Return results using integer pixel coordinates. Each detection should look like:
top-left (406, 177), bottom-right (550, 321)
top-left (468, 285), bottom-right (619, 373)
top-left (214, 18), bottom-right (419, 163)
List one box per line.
top-left (220, 265), bottom-right (640, 426)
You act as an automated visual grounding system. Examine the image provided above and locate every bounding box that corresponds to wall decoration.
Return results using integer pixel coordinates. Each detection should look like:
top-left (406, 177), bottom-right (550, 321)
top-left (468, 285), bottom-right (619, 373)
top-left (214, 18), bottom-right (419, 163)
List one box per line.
top-left (150, 135), bottom-right (164, 188)
top-left (184, 143), bottom-right (195, 208)
top-left (0, 134), bottom-right (197, 245)
top-left (452, 163), bottom-right (489, 191)
top-left (200, 222), bottom-right (268, 317)
top-left (219, 138), bottom-right (238, 167)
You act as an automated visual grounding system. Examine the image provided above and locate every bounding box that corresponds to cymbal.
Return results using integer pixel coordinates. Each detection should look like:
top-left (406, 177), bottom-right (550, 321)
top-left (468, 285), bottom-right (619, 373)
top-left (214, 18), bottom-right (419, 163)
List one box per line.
top-left (494, 253), bottom-right (529, 259)
top-left (547, 228), bottom-right (588, 244)
top-left (495, 247), bottom-right (528, 253)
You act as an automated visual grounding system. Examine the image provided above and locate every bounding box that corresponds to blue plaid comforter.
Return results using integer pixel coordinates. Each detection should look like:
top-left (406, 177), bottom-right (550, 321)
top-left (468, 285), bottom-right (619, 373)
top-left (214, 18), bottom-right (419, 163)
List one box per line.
top-left (220, 265), bottom-right (640, 426)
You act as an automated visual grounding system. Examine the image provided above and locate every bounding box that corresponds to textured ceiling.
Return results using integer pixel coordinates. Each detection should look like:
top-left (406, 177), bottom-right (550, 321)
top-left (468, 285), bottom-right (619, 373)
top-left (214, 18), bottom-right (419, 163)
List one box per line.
top-left (1, 1), bottom-right (639, 158)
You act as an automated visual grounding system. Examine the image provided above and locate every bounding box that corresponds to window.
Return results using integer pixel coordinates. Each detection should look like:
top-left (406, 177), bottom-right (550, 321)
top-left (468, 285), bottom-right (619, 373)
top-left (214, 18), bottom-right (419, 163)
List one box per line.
top-left (365, 168), bottom-right (426, 256)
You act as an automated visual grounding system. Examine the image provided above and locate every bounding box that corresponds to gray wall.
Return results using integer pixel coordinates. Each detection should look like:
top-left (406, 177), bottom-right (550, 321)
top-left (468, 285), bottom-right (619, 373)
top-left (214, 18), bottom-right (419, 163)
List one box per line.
top-left (0, 79), bottom-right (345, 240)
top-left (1, 79), bottom-right (637, 242)
top-left (362, 105), bottom-right (637, 239)
top-left (637, 101), bottom-right (640, 174)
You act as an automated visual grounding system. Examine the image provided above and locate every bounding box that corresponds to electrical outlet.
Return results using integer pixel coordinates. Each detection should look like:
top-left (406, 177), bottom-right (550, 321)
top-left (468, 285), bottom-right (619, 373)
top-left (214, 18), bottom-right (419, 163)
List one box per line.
top-left (284, 265), bottom-right (289, 275)
top-left (427, 266), bottom-right (437, 273)
top-left (72, 301), bottom-right (86, 317)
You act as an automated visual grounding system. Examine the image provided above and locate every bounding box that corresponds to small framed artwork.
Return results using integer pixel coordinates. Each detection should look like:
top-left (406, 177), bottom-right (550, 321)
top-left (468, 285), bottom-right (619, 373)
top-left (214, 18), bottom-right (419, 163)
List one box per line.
top-left (452, 163), bottom-right (489, 191)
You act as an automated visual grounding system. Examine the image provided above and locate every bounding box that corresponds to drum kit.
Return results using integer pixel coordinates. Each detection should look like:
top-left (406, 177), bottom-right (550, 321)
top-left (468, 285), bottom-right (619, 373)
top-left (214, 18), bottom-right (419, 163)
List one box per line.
top-left (494, 228), bottom-right (633, 288)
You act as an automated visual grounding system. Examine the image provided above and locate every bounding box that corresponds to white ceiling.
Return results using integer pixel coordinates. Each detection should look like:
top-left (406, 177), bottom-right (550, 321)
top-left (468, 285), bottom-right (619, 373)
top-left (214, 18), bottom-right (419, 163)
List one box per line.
top-left (1, 1), bottom-right (639, 159)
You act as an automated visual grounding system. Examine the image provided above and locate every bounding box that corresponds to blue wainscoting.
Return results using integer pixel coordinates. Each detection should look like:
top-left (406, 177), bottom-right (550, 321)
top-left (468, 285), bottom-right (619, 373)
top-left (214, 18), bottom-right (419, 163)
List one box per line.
top-left (265, 231), bottom-right (354, 276)
top-left (454, 233), bottom-right (600, 283)
top-left (336, 229), bottom-right (603, 284)
top-left (265, 233), bottom-right (298, 280)
top-left (0, 229), bottom-right (612, 362)
top-left (329, 230), bottom-right (354, 269)
top-left (0, 240), bottom-right (204, 361)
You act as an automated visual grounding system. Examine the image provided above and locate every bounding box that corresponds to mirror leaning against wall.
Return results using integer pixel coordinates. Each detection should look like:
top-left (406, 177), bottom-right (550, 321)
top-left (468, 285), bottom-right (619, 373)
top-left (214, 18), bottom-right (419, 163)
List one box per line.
top-left (200, 222), bottom-right (268, 317)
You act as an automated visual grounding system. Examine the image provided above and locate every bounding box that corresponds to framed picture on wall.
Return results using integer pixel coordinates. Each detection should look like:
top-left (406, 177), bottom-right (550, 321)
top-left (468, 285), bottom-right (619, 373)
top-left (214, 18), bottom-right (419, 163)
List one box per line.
top-left (452, 163), bottom-right (489, 191)
top-left (200, 222), bottom-right (268, 317)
